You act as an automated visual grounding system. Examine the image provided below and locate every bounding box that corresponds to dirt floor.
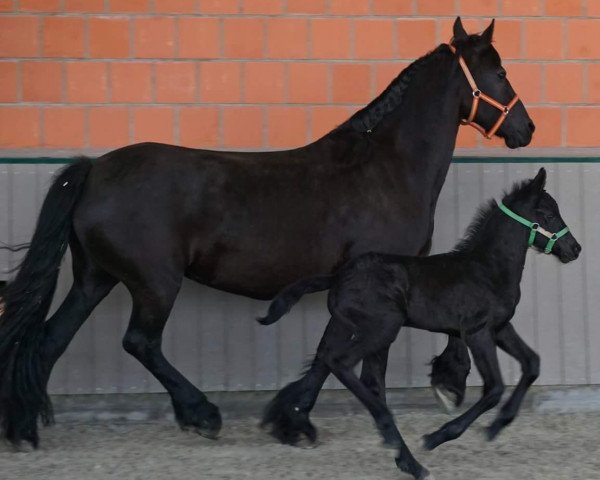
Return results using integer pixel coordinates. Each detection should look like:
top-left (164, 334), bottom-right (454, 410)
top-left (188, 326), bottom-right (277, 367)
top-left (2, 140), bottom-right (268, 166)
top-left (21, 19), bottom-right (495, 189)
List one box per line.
top-left (1, 410), bottom-right (599, 480)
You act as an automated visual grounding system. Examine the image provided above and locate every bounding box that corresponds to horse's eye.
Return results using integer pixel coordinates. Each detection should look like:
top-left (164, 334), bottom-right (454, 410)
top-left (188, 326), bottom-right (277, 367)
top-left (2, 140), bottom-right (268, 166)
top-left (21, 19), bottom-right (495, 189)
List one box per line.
top-left (498, 69), bottom-right (506, 80)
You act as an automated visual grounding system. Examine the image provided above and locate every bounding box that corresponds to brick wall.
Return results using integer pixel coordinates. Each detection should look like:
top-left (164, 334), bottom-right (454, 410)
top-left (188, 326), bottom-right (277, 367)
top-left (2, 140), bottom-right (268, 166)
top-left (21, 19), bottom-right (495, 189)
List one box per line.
top-left (0, 1), bottom-right (598, 153)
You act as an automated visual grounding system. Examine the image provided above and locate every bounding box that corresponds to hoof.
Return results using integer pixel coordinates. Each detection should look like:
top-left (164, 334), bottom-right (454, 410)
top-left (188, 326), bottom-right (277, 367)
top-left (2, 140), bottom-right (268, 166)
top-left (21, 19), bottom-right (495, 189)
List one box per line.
top-left (422, 431), bottom-right (444, 451)
top-left (432, 386), bottom-right (458, 414)
top-left (176, 401), bottom-right (222, 440)
top-left (484, 422), bottom-right (503, 442)
top-left (261, 403), bottom-right (318, 446)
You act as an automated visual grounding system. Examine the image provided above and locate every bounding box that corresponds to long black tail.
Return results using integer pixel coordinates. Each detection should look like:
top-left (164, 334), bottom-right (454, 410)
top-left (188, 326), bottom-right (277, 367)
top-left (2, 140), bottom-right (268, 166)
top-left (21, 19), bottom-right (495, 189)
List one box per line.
top-left (256, 274), bottom-right (333, 326)
top-left (0, 157), bottom-right (93, 447)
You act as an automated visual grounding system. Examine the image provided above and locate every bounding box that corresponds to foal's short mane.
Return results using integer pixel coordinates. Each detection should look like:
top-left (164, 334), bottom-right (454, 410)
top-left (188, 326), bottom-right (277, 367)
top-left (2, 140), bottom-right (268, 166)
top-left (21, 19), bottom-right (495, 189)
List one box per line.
top-left (452, 179), bottom-right (534, 252)
top-left (344, 45), bottom-right (450, 133)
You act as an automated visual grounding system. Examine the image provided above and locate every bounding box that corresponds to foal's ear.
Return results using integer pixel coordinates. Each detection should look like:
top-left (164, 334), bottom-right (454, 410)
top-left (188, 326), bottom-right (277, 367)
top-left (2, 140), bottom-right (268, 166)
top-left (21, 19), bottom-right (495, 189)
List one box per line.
top-left (453, 17), bottom-right (468, 42)
top-left (531, 167), bottom-right (547, 193)
top-left (480, 19), bottom-right (495, 44)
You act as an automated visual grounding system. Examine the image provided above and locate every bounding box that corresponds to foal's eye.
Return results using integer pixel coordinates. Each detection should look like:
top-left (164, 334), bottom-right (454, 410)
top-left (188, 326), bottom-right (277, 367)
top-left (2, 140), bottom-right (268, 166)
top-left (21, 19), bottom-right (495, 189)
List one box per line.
top-left (498, 69), bottom-right (506, 80)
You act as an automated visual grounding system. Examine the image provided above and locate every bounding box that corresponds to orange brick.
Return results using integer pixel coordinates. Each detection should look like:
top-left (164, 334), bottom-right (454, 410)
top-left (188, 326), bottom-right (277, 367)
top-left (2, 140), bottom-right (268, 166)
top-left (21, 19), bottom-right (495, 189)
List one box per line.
top-left (455, 126), bottom-right (479, 148)
top-left (0, 107), bottom-right (40, 147)
top-left (528, 107), bottom-right (562, 147)
top-left (311, 106), bottom-right (350, 140)
top-left (179, 107), bottom-right (219, 147)
top-left (89, 17), bottom-right (130, 59)
top-left (589, 0), bottom-right (600, 15)
top-left (397, 20), bottom-right (436, 58)
top-left (223, 18), bottom-right (264, 59)
top-left (312, 19), bottom-right (351, 59)
top-left (43, 107), bottom-right (85, 148)
top-left (372, 0), bottom-right (412, 15)
top-left (288, 63), bottom-right (329, 104)
top-left (243, 0), bottom-right (282, 14)
top-left (493, 20), bottom-right (521, 60)
top-left (0, 62), bottom-right (18, 102)
top-left (415, 0), bottom-right (452, 15)
top-left (546, 0), bottom-right (581, 16)
top-left (134, 17), bottom-right (176, 58)
top-left (330, 0), bottom-right (369, 15)
top-left (244, 63), bottom-right (285, 103)
top-left (18, 0), bottom-right (60, 11)
top-left (89, 107), bottom-right (130, 147)
top-left (64, 0), bottom-right (104, 11)
top-left (111, 63), bottom-right (153, 103)
top-left (222, 107), bottom-right (263, 148)
top-left (266, 18), bottom-right (309, 59)
top-left (545, 64), bottom-right (583, 103)
top-left (505, 63), bottom-right (542, 104)
top-left (22, 61), bottom-right (63, 102)
top-left (133, 107), bottom-right (174, 143)
top-left (108, 0), bottom-right (149, 12)
top-left (567, 108), bottom-right (600, 147)
top-left (178, 17), bottom-right (220, 59)
top-left (268, 106), bottom-right (308, 148)
top-left (287, 0), bottom-right (325, 13)
top-left (524, 20), bottom-right (563, 60)
top-left (200, 62), bottom-right (241, 103)
top-left (373, 62), bottom-right (409, 95)
top-left (43, 16), bottom-right (85, 58)
top-left (354, 19), bottom-right (395, 60)
top-left (0, 0), bottom-right (13, 12)
top-left (459, 0), bottom-right (498, 16)
top-left (200, 0), bottom-right (239, 13)
top-left (332, 64), bottom-right (371, 103)
top-left (568, 20), bottom-right (600, 59)
top-left (155, 0), bottom-right (196, 13)
top-left (587, 64), bottom-right (600, 103)
top-left (155, 62), bottom-right (196, 103)
top-left (66, 62), bottom-right (108, 103)
top-left (0, 16), bottom-right (39, 57)
top-left (501, 0), bottom-right (540, 16)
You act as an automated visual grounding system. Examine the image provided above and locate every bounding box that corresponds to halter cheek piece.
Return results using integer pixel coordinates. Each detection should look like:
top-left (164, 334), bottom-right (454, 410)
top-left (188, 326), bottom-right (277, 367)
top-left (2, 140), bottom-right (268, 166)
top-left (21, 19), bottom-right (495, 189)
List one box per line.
top-left (448, 43), bottom-right (520, 139)
top-left (498, 202), bottom-right (570, 254)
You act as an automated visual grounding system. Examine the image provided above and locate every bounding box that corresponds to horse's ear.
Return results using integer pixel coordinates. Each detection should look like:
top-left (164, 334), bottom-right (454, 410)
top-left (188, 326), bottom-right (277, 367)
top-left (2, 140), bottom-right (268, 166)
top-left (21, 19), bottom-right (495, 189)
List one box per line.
top-left (481, 19), bottom-right (495, 44)
top-left (453, 17), bottom-right (468, 42)
top-left (531, 167), bottom-right (547, 193)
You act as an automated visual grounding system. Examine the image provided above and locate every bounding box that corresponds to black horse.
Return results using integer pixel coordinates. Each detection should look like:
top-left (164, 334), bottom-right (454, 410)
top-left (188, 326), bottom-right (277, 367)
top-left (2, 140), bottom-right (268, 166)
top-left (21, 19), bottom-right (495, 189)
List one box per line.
top-left (258, 168), bottom-right (581, 479)
top-left (0, 17), bottom-right (533, 448)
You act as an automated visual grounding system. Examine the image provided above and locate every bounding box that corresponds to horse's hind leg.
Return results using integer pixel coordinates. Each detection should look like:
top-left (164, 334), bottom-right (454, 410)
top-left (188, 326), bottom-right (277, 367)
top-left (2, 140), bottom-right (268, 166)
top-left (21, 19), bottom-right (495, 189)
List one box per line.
top-left (359, 346), bottom-right (390, 402)
top-left (122, 276), bottom-right (222, 439)
top-left (430, 336), bottom-right (471, 412)
top-left (485, 323), bottom-right (539, 441)
top-left (262, 317), bottom-right (348, 445)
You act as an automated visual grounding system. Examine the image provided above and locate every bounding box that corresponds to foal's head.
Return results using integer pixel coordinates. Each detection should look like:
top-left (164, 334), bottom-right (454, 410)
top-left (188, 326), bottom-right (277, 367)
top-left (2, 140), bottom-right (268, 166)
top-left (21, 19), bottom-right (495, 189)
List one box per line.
top-left (504, 168), bottom-right (582, 263)
top-left (452, 17), bottom-right (535, 149)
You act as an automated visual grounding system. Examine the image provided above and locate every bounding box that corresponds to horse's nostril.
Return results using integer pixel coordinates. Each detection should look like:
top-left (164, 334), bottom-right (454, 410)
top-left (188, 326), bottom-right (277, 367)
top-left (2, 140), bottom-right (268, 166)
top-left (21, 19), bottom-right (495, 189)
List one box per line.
top-left (574, 244), bottom-right (582, 255)
top-left (528, 121), bottom-right (536, 133)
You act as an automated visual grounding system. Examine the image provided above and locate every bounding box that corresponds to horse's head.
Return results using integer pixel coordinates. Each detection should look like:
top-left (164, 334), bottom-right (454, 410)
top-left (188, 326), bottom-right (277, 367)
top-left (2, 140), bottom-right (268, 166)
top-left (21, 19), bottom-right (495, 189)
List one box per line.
top-left (505, 168), bottom-right (581, 263)
top-left (452, 17), bottom-right (535, 149)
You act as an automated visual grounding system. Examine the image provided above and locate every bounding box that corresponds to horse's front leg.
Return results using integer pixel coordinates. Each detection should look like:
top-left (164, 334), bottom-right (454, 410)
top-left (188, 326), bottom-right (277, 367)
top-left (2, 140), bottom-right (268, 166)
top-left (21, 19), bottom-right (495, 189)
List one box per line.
top-left (486, 323), bottom-right (540, 440)
top-left (261, 317), bottom-right (350, 445)
top-left (423, 326), bottom-right (504, 450)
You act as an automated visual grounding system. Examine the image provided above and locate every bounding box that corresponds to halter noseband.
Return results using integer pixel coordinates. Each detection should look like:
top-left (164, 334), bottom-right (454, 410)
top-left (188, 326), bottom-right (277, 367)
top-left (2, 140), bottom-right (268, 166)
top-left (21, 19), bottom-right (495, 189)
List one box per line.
top-left (448, 43), bottom-right (520, 139)
top-left (499, 202), bottom-right (569, 254)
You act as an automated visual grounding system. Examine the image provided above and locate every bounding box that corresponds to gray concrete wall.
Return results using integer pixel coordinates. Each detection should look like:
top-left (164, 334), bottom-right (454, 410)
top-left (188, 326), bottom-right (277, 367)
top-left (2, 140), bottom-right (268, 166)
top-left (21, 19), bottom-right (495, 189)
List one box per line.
top-left (0, 160), bottom-right (598, 394)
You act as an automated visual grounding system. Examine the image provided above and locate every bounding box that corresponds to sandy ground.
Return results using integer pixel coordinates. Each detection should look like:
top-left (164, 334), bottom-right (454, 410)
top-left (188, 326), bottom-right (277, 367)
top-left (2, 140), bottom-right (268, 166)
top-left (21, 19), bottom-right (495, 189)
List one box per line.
top-left (1, 410), bottom-right (599, 480)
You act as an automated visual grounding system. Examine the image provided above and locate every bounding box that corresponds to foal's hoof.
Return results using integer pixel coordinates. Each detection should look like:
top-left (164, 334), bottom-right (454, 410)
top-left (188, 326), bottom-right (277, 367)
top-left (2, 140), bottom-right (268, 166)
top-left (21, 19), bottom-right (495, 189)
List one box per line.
top-left (422, 431), bottom-right (444, 451)
top-left (261, 404), bottom-right (317, 446)
top-left (432, 386), bottom-right (459, 414)
top-left (177, 401), bottom-right (222, 440)
top-left (484, 422), bottom-right (503, 442)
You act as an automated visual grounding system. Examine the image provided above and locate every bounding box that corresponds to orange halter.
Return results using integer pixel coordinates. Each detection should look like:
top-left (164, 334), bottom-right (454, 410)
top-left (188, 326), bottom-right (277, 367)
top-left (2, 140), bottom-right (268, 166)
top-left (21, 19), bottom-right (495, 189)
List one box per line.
top-left (448, 44), bottom-right (520, 139)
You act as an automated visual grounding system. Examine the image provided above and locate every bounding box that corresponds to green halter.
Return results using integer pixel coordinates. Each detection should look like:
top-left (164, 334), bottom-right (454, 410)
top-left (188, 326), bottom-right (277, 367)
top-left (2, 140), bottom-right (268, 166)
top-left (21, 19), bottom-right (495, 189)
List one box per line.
top-left (498, 202), bottom-right (570, 254)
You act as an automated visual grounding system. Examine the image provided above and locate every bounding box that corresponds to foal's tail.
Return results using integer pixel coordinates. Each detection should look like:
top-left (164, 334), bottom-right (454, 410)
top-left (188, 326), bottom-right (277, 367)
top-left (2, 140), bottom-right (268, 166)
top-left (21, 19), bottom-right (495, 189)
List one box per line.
top-left (0, 157), bottom-right (93, 447)
top-left (257, 274), bottom-right (333, 326)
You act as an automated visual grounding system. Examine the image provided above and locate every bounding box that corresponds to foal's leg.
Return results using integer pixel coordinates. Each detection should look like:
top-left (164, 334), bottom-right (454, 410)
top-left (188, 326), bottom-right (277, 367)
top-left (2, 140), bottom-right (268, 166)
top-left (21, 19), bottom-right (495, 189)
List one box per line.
top-left (430, 336), bottom-right (471, 411)
top-left (486, 323), bottom-right (540, 440)
top-left (122, 275), bottom-right (221, 438)
top-left (423, 327), bottom-right (504, 450)
top-left (359, 346), bottom-right (390, 402)
top-left (262, 317), bottom-right (348, 445)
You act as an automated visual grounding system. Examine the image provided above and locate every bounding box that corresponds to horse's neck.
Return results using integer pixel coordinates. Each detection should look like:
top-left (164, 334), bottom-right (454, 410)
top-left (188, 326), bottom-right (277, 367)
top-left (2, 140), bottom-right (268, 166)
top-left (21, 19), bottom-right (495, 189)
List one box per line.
top-left (472, 209), bottom-right (531, 287)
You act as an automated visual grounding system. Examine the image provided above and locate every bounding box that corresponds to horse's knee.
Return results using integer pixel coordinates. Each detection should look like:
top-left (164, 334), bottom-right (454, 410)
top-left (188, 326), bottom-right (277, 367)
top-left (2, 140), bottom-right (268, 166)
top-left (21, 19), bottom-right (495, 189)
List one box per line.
top-left (122, 330), bottom-right (158, 359)
top-left (485, 384), bottom-right (505, 408)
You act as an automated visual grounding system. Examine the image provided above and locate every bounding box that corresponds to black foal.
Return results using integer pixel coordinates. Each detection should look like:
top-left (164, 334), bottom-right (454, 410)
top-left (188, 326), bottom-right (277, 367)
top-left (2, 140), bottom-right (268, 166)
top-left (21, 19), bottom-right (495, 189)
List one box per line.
top-left (258, 168), bottom-right (581, 479)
